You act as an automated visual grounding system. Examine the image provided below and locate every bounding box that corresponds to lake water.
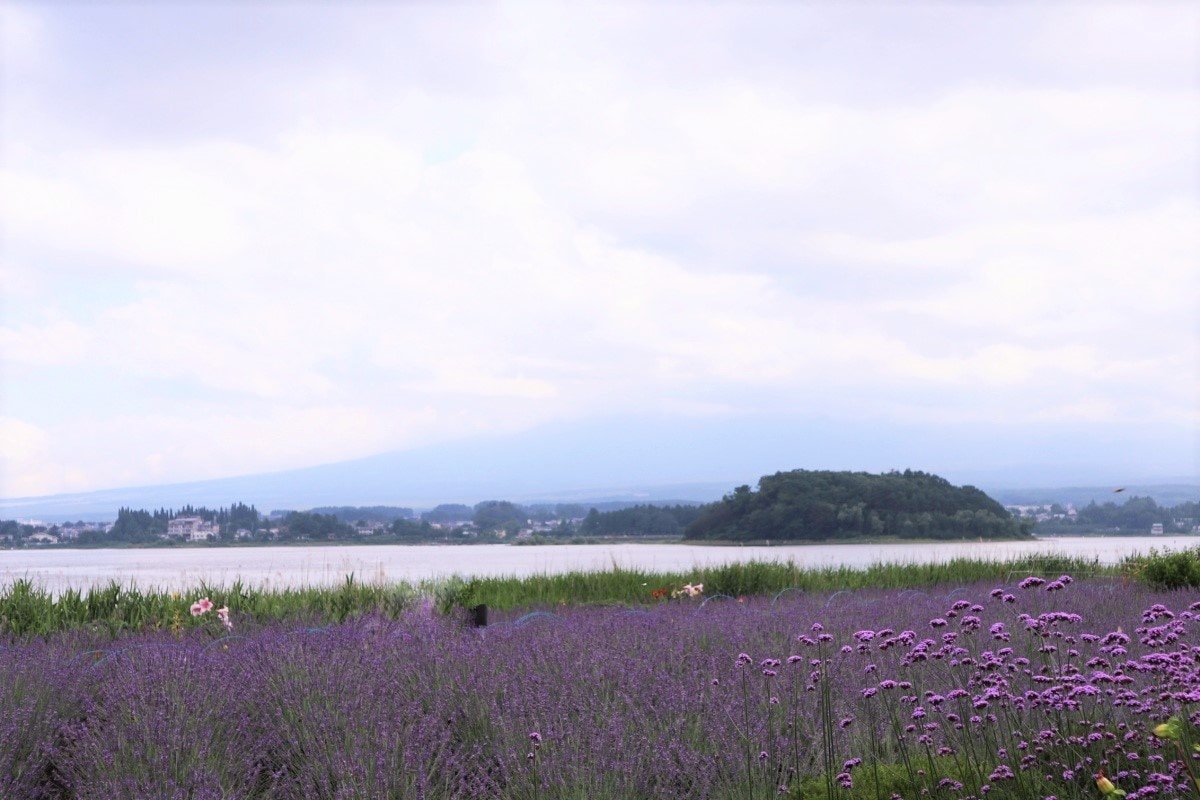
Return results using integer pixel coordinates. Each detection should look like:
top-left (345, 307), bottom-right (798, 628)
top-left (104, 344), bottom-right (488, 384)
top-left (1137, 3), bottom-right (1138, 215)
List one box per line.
top-left (1, 536), bottom-right (1193, 595)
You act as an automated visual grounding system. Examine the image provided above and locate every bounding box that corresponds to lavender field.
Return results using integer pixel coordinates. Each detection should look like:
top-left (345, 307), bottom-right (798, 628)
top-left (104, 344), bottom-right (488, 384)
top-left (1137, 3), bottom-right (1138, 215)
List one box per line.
top-left (3, 577), bottom-right (1198, 799)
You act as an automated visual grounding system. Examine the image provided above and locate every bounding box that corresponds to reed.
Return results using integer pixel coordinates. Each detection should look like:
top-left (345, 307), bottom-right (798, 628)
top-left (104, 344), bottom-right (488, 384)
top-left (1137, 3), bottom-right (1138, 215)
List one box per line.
top-left (0, 554), bottom-right (1117, 636)
top-left (461, 554), bottom-right (1113, 609)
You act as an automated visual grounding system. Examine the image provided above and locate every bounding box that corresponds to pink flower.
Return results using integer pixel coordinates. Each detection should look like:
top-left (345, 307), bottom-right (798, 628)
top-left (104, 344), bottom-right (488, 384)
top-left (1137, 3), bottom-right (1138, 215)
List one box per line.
top-left (216, 606), bottom-right (232, 630)
top-left (191, 597), bottom-right (214, 616)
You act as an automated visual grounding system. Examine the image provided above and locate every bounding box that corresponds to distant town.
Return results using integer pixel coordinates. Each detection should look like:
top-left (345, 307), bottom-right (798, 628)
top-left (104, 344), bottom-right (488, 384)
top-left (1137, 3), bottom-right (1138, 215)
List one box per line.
top-left (2, 469), bottom-right (1197, 548)
top-left (0, 500), bottom-right (681, 548)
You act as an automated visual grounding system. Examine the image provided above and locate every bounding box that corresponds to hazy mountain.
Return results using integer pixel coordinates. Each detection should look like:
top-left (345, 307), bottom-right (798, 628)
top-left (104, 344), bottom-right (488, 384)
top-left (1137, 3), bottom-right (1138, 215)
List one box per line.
top-left (990, 483), bottom-right (1200, 509)
top-left (2, 415), bottom-right (1193, 522)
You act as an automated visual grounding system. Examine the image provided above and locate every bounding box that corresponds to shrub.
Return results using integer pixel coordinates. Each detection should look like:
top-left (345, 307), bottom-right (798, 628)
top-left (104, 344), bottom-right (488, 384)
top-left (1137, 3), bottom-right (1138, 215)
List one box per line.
top-left (1126, 546), bottom-right (1200, 590)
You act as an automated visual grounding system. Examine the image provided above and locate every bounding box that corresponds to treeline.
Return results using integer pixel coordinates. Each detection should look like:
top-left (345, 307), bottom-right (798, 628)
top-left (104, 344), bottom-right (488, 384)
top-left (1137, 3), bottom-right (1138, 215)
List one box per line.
top-left (3, 499), bottom-right (681, 548)
top-left (1036, 496), bottom-right (1199, 534)
top-left (684, 469), bottom-right (1027, 542)
top-left (261, 512), bottom-right (434, 542)
top-left (3, 471), bottom-right (1047, 548)
top-left (84, 505), bottom-right (426, 544)
top-left (580, 504), bottom-right (703, 536)
top-left (81, 503), bottom-right (266, 544)
top-left (309, 506), bottom-right (415, 524)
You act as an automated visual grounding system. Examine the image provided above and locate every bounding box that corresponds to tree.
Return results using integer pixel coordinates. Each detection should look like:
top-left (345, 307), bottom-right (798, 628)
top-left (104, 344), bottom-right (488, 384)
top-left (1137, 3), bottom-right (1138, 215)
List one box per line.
top-left (685, 469), bottom-right (1024, 542)
top-left (472, 501), bottom-right (526, 531)
top-left (422, 504), bottom-right (474, 524)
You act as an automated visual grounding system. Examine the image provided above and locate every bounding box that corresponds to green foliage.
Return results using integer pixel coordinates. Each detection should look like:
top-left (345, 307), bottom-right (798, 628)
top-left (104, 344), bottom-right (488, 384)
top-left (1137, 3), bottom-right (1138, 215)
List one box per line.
top-left (389, 517), bottom-right (435, 540)
top-left (455, 555), bottom-right (1109, 610)
top-left (791, 757), bottom-right (969, 799)
top-left (310, 505), bottom-right (415, 524)
top-left (0, 550), bottom-right (1154, 635)
top-left (278, 511), bottom-right (356, 540)
top-left (472, 500), bottom-right (526, 531)
top-left (422, 504), bottom-right (474, 524)
top-left (433, 577), bottom-right (481, 616)
top-left (1036, 496), bottom-right (1199, 535)
top-left (0, 577), bottom-right (418, 637)
top-left (107, 506), bottom-right (169, 543)
top-left (579, 504), bottom-right (702, 536)
top-left (1124, 546), bottom-right (1200, 590)
top-left (685, 469), bottom-right (1025, 542)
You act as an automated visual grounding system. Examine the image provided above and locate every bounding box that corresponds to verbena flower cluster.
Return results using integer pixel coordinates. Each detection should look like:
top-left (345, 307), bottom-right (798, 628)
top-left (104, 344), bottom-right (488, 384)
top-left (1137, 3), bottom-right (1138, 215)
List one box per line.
top-left (0, 577), bottom-right (1196, 799)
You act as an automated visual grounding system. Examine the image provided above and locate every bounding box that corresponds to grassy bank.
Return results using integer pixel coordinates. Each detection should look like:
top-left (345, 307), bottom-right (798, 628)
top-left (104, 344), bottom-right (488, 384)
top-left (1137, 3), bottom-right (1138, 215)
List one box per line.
top-left (0, 576), bottom-right (416, 637)
top-left (449, 552), bottom-right (1113, 610)
top-left (0, 553), bottom-right (1123, 637)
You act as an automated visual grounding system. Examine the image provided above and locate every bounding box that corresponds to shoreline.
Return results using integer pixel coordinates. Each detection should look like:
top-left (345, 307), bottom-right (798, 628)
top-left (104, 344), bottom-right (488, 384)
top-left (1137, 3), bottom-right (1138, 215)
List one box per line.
top-left (1, 536), bottom-right (1195, 598)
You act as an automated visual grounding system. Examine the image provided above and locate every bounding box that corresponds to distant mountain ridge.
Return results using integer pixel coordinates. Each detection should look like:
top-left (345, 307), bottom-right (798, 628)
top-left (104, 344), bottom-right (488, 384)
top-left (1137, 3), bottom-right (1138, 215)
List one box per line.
top-left (990, 484), bottom-right (1200, 509)
top-left (2, 415), bottom-right (1194, 522)
top-left (0, 471), bottom-right (734, 524)
top-left (6, 472), bottom-right (1195, 526)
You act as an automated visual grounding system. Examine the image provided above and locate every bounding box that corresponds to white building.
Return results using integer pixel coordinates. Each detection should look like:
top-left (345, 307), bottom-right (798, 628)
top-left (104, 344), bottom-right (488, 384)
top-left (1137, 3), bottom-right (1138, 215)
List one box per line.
top-left (167, 516), bottom-right (220, 542)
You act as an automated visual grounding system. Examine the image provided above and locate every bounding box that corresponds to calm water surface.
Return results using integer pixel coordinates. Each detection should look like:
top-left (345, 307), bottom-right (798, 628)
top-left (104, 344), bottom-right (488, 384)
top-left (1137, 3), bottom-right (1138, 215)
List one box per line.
top-left (0, 537), bottom-right (1193, 594)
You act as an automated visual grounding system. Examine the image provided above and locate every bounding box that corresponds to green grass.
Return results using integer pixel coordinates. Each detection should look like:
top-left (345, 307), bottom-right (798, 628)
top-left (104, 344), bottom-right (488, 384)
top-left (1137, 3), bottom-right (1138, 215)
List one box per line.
top-left (0, 553), bottom-right (1123, 637)
top-left (0, 575), bottom-right (417, 637)
top-left (1121, 543), bottom-right (1200, 589)
top-left (458, 553), bottom-right (1113, 609)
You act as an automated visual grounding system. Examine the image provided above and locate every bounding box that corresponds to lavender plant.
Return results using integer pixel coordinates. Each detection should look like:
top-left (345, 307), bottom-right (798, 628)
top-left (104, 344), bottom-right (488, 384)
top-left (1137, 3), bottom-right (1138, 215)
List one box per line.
top-left (0, 577), bottom-right (1196, 799)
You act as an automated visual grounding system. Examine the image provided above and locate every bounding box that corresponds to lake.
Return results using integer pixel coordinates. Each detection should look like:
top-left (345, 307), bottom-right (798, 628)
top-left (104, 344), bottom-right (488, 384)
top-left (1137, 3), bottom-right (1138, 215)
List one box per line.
top-left (1, 536), bottom-right (1193, 595)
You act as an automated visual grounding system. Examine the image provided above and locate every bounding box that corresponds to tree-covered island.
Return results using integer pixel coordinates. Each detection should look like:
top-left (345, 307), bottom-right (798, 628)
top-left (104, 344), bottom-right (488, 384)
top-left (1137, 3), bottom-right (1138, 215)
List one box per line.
top-left (683, 469), bottom-right (1030, 542)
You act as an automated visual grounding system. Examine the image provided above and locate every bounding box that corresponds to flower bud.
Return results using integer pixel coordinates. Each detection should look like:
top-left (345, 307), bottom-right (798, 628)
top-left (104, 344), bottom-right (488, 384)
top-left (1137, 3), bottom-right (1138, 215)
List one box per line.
top-left (1096, 773), bottom-right (1126, 796)
top-left (1152, 717), bottom-right (1181, 741)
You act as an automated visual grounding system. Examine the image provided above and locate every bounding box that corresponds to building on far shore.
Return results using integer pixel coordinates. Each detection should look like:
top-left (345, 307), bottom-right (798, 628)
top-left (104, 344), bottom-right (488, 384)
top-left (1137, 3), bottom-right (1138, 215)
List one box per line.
top-left (167, 516), bottom-right (220, 542)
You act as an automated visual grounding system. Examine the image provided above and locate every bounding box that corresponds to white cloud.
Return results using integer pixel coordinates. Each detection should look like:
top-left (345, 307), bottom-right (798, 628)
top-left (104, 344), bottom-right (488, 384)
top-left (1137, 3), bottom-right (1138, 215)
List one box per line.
top-left (1, 3), bottom-right (1197, 496)
top-left (0, 417), bottom-right (54, 497)
top-left (0, 4), bottom-right (44, 68)
top-left (0, 315), bottom-right (90, 366)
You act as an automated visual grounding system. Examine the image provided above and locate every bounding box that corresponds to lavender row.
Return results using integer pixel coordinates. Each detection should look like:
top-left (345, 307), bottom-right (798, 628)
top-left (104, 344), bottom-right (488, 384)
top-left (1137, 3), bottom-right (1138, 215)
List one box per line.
top-left (1, 578), bottom-right (1196, 799)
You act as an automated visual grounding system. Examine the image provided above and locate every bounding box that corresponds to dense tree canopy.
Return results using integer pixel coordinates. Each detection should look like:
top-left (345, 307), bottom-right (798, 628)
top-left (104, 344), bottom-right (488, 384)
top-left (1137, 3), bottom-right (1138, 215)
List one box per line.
top-left (106, 507), bottom-right (169, 543)
top-left (422, 504), bottom-right (474, 524)
top-left (389, 517), bottom-right (434, 540)
top-left (579, 504), bottom-right (703, 536)
top-left (684, 469), bottom-right (1026, 542)
top-left (311, 506), bottom-right (415, 524)
top-left (472, 501), bottom-right (527, 531)
top-left (279, 511), bottom-right (356, 540)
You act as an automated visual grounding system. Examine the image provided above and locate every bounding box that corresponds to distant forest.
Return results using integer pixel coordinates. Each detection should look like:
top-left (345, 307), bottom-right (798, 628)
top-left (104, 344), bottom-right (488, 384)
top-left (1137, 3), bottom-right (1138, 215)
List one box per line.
top-left (309, 506), bottom-right (416, 524)
top-left (684, 469), bottom-right (1027, 542)
top-left (17, 469), bottom-right (1195, 549)
top-left (580, 505), bottom-right (703, 537)
top-left (1032, 496), bottom-right (1200, 535)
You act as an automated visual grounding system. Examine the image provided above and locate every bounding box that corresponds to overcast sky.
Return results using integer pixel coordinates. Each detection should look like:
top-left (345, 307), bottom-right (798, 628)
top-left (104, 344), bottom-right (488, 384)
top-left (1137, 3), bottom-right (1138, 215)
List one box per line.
top-left (2, 2), bottom-right (1198, 500)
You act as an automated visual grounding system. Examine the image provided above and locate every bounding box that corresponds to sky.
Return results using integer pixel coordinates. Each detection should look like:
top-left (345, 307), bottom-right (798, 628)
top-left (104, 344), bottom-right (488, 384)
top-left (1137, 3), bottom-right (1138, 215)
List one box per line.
top-left (1, 2), bottom-right (1198, 501)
